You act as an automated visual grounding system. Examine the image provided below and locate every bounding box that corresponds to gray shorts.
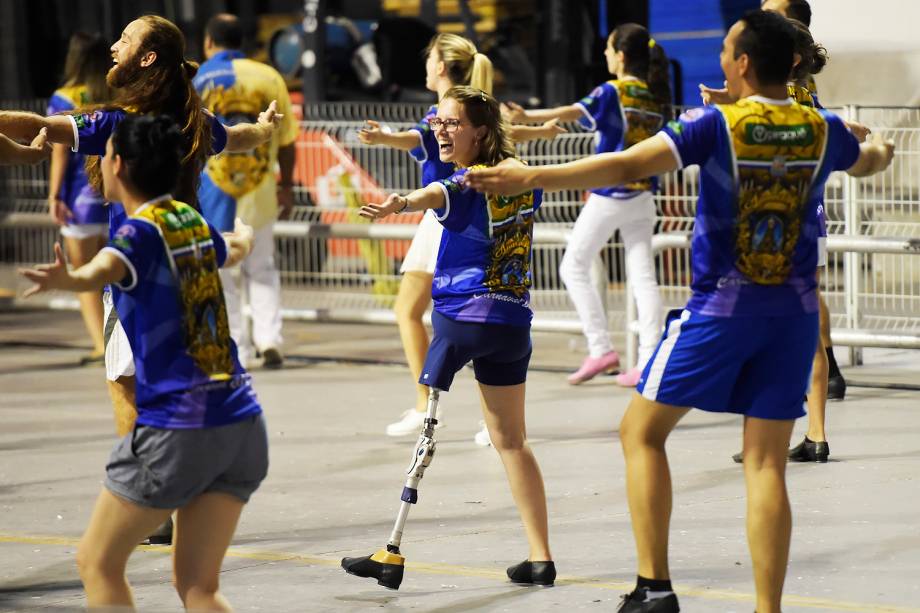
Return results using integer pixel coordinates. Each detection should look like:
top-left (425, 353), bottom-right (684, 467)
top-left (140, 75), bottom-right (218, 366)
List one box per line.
top-left (105, 414), bottom-right (269, 509)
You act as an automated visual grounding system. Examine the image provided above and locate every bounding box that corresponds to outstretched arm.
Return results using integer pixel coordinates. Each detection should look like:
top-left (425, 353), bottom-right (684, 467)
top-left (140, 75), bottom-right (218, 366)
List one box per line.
top-left (359, 183), bottom-right (445, 219)
top-left (357, 120), bottom-right (421, 151)
top-left (846, 132), bottom-right (895, 177)
top-left (502, 101), bottom-right (583, 124)
top-left (508, 119), bottom-right (567, 144)
top-left (20, 243), bottom-right (125, 297)
top-left (0, 129), bottom-right (51, 165)
top-left (0, 112), bottom-right (75, 148)
top-left (224, 100), bottom-right (283, 152)
top-left (467, 133), bottom-right (680, 195)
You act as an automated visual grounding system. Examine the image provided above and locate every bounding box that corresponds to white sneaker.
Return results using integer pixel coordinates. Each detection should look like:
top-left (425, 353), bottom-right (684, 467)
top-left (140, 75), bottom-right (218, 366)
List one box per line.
top-left (474, 420), bottom-right (492, 447)
top-left (385, 408), bottom-right (443, 437)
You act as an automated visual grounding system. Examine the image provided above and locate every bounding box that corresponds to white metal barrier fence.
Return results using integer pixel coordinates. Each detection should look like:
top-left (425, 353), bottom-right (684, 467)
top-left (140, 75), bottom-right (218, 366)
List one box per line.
top-left (2, 102), bottom-right (919, 367)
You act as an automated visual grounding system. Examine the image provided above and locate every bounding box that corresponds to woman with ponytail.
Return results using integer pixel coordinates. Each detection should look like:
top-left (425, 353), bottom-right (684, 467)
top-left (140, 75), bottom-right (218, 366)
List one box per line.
top-left (504, 24), bottom-right (671, 387)
top-left (359, 33), bottom-right (563, 443)
top-left (20, 114), bottom-right (263, 610)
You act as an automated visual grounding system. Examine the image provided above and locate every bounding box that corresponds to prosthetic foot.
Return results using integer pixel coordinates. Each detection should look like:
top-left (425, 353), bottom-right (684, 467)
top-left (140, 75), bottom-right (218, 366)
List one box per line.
top-left (341, 389), bottom-right (441, 590)
top-left (342, 548), bottom-right (405, 590)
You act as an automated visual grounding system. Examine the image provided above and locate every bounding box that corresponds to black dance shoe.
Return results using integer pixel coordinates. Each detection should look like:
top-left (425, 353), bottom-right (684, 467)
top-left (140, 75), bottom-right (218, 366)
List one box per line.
top-left (506, 560), bottom-right (556, 586)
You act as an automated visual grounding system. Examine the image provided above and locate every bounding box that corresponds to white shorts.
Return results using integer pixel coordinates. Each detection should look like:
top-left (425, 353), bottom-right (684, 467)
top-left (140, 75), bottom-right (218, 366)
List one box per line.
top-left (399, 210), bottom-right (442, 274)
top-left (817, 236), bottom-right (827, 267)
top-left (103, 291), bottom-right (135, 381)
top-left (60, 223), bottom-right (107, 239)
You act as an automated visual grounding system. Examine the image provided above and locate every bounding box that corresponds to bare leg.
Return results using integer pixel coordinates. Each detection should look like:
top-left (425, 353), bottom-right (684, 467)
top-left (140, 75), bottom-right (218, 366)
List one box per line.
top-left (65, 235), bottom-right (106, 355)
top-left (76, 489), bottom-right (172, 609)
top-left (806, 337), bottom-right (829, 442)
top-left (173, 492), bottom-right (245, 611)
top-left (106, 376), bottom-right (137, 437)
top-left (619, 393), bottom-right (689, 580)
top-left (741, 416), bottom-right (795, 613)
top-left (478, 382), bottom-right (551, 561)
top-left (394, 271), bottom-right (433, 412)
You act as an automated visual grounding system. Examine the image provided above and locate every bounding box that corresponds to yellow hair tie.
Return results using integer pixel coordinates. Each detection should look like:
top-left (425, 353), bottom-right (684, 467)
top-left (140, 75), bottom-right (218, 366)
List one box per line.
top-left (649, 38), bottom-right (656, 48)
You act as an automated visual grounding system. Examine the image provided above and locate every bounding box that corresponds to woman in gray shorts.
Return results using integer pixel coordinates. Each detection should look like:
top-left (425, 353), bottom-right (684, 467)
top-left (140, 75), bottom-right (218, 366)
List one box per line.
top-left (20, 114), bottom-right (267, 611)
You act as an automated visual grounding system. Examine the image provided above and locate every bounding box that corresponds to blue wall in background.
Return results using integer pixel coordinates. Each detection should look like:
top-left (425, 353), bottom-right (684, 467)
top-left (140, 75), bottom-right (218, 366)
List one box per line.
top-left (650, 0), bottom-right (758, 108)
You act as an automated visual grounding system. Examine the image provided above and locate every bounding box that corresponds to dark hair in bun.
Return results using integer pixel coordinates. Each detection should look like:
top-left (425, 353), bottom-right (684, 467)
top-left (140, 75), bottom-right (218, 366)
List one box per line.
top-left (111, 114), bottom-right (184, 197)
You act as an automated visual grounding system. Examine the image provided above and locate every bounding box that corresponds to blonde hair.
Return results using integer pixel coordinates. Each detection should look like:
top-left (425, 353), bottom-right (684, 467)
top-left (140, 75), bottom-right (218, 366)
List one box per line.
top-left (426, 33), bottom-right (494, 94)
top-left (442, 86), bottom-right (514, 167)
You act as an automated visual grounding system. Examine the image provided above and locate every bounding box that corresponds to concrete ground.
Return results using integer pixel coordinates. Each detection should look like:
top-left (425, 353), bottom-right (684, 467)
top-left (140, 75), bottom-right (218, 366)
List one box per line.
top-left (1, 307), bottom-right (918, 613)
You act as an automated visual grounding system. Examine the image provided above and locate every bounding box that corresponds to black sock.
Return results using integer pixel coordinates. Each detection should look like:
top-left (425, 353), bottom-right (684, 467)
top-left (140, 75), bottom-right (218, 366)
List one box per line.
top-left (826, 346), bottom-right (841, 378)
top-left (637, 575), bottom-right (673, 593)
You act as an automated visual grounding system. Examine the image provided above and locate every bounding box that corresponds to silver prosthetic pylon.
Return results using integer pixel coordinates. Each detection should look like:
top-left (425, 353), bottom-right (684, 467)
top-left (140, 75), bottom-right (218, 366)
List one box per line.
top-left (386, 387), bottom-right (440, 553)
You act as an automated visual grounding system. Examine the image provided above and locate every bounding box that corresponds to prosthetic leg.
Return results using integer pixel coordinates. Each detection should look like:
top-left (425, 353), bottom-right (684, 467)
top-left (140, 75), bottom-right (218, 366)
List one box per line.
top-left (342, 388), bottom-right (441, 590)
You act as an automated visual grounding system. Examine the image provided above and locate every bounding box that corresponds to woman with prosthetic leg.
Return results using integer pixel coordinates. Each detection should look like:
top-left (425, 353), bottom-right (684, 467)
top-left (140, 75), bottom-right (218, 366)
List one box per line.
top-left (342, 86), bottom-right (555, 589)
top-left (341, 387), bottom-right (441, 589)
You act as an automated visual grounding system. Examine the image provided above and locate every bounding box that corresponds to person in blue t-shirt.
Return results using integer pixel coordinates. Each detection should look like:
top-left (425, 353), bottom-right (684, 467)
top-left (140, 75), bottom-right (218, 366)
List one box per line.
top-left (0, 15), bottom-right (283, 438)
top-left (358, 33), bottom-right (563, 442)
top-left (46, 32), bottom-right (112, 365)
top-left (359, 86), bottom-right (556, 586)
top-left (468, 11), bottom-right (893, 613)
top-left (504, 23), bottom-right (671, 387)
top-left (20, 115), bottom-right (264, 611)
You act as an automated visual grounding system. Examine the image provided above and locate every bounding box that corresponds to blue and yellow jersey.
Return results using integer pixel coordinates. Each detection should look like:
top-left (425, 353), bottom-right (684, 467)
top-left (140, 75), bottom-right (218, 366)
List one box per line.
top-left (103, 196), bottom-right (261, 428)
top-left (788, 79), bottom-right (821, 109)
top-left (194, 50), bottom-right (299, 230)
top-left (575, 78), bottom-right (666, 197)
top-left (47, 85), bottom-right (106, 225)
top-left (660, 97), bottom-right (860, 317)
top-left (409, 104), bottom-right (457, 185)
top-left (429, 164), bottom-right (543, 326)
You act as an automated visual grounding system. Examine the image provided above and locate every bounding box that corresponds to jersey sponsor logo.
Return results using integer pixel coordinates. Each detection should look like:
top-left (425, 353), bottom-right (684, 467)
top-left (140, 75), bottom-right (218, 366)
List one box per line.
top-left (678, 107), bottom-right (706, 123)
top-left (666, 120), bottom-right (683, 134)
top-left (745, 123), bottom-right (814, 147)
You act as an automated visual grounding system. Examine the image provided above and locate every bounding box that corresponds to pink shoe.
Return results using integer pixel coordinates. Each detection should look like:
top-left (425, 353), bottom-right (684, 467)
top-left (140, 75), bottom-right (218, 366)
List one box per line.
top-left (615, 367), bottom-right (642, 387)
top-left (567, 351), bottom-right (620, 385)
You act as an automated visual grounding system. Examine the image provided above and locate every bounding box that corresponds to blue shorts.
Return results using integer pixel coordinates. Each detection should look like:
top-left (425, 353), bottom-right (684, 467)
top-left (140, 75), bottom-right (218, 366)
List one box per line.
top-left (637, 309), bottom-right (819, 420)
top-left (420, 311), bottom-right (531, 391)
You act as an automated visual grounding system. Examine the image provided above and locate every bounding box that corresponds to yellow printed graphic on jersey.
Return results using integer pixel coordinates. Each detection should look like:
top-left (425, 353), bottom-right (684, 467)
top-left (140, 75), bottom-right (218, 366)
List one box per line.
top-left (612, 79), bottom-right (665, 192)
top-left (717, 99), bottom-right (827, 285)
top-left (478, 164), bottom-right (537, 297)
top-left (134, 200), bottom-right (233, 377)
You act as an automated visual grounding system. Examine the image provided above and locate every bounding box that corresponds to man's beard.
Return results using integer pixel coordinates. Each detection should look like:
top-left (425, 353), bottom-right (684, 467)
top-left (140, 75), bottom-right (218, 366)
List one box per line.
top-left (106, 50), bottom-right (145, 89)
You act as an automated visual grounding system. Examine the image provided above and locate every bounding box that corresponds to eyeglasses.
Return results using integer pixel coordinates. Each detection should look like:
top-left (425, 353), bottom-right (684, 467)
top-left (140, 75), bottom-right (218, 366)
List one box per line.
top-left (429, 118), bottom-right (463, 132)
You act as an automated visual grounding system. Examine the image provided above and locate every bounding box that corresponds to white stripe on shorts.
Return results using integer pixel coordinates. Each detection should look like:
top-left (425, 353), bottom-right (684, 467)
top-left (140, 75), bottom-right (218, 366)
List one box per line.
top-left (641, 309), bottom-right (691, 401)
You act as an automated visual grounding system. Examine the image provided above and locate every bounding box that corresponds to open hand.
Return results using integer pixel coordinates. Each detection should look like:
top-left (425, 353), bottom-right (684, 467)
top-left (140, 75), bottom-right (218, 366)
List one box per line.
top-left (359, 193), bottom-right (404, 219)
top-left (48, 197), bottom-right (74, 226)
top-left (29, 127), bottom-right (51, 161)
top-left (699, 82), bottom-right (734, 105)
top-left (870, 132), bottom-right (895, 169)
top-left (258, 100), bottom-right (283, 131)
top-left (357, 120), bottom-right (387, 145)
top-left (465, 165), bottom-right (536, 196)
top-left (501, 101), bottom-right (527, 123)
top-left (540, 118), bottom-right (567, 140)
top-left (19, 242), bottom-right (70, 298)
top-left (845, 120), bottom-right (871, 143)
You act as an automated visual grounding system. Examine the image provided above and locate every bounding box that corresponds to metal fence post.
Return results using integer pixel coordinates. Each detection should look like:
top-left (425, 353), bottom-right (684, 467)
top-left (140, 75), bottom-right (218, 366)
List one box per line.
top-left (843, 104), bottom-right (864, 366)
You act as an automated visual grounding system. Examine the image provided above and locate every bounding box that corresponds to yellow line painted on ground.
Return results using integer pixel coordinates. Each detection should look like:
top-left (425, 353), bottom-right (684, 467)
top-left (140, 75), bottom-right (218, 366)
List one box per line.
top-left (1, 533), bottom-right (916, 613)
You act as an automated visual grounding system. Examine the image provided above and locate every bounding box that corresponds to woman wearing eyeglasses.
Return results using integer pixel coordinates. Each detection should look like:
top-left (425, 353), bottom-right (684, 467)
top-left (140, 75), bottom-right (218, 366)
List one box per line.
top-left (358, 33), bottom-right (561, 445)
top-left (359, 86), bottom-right (555, 586)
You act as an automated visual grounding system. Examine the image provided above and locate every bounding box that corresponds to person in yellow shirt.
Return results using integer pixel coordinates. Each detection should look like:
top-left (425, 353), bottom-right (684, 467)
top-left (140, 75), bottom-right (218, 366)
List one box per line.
top-left (195, 13), bottom-right (299, 369)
